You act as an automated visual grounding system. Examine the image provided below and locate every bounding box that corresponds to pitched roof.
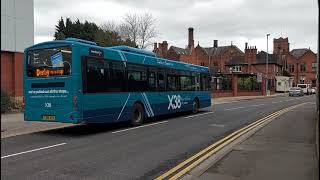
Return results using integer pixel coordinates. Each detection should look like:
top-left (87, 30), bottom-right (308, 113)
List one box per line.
top-left (254, 51), bottom-right (282, 65)
top-left (169, 44), bottom-right (244, 57)
top-left (203, 45), bottom-right (244, 56)
top-left (170, 46), bottom-right (191, 55)
top-left (290, 48), bottom-right (309, 59)
top-left (226, 56), bottom-right (248, 66)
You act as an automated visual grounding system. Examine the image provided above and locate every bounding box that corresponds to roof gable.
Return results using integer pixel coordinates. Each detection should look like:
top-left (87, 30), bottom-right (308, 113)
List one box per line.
top-left (290, 48), bottom-right (309, 59)
top-left (170, 46), bottom-right (191, 55)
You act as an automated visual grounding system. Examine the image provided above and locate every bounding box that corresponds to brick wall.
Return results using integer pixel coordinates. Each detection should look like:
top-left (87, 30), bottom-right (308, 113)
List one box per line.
top-left (1, 51), bottom-right (24, 99)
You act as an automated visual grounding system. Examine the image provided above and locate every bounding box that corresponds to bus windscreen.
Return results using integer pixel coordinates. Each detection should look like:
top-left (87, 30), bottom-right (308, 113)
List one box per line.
top-left (27, 46), bottom-right (72, 77)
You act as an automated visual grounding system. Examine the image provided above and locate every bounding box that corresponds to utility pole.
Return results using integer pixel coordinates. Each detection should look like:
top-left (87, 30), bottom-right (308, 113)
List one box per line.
top-left (266, 34), bottom-right (270, 95)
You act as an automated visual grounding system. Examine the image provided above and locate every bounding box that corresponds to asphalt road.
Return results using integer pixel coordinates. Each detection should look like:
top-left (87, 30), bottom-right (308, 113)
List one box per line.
top-left (1, 95), bottom-right (316, 180)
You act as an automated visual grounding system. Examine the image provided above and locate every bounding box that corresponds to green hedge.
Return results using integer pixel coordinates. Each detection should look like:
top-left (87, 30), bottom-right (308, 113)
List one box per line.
top-left (1, 90), bottom-right (13, 113)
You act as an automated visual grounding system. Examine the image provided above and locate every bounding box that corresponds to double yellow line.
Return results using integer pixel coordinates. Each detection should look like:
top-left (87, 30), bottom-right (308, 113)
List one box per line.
top-left (155, 102), bottom-right (309, 180)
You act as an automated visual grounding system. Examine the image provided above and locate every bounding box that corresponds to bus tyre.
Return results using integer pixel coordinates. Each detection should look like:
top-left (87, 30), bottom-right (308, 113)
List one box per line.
top-left (192, 99), bottom-right (199, 114)
top-left (131, 103), bottom-right (144, 126)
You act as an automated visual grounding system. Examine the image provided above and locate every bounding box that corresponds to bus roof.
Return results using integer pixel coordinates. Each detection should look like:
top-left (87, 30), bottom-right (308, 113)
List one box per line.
top-left (25, 38), bottom-right (209, 73)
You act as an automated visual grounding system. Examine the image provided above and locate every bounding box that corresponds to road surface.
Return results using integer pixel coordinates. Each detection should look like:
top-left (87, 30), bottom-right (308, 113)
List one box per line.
top-left (1, 95), bottom-right (316, 179)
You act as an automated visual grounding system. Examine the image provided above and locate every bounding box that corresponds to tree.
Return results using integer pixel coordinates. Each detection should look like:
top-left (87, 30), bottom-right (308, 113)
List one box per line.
top-left (138, 12), bottom-right (157, 49)
top-left (123, 13), bottom-right (140, 46)
top-left (54, 17), bottom-right (66, 40)
top-left (53, 17), bottom-right (136, 47)
top-left (101, 12), bottom-right (158, 49)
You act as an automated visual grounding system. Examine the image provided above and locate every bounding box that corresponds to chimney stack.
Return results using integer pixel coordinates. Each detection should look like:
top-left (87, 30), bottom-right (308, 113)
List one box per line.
top-left (245, 42), bottom-right (248, 49)
top-left (162, 41), bottom-right (168, 52)
top-left (154, 42), bottom-right (157, 50)
top-left (214, 40), bottom-right (218, 48)
top-left (188, 27), bottom-right (194, 49)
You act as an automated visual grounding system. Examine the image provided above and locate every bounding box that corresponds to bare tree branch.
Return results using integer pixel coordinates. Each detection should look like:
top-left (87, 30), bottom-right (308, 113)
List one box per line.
top-left (100, 12), bottom-right (158, 49)
top-left (100, 20), bottom-right (119, 33)
top-left (138, 12), bottom-right (158, 49)
top-left (123, 13), bottom-right (140, 45)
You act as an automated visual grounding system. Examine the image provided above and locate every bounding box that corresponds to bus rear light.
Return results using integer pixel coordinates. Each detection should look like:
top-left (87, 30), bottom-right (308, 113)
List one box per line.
top-left (73, 96), bottom-right (77, 111)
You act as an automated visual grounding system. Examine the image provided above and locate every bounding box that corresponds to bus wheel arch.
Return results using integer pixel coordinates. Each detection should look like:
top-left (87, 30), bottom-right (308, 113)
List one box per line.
top-left (131, 101), bottom-right (145, 126)
top-left (192, 97), bottom-right (200, 114)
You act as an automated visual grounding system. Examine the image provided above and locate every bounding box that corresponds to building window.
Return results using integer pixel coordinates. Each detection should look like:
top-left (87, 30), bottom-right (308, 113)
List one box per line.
top-left (200, 62), bottom-right (205, 66)
top-left (288, 64), bottom-right (294, 73)
top-left (232, 66), bottom-right (242, 72)
top-left (213, 61), bottom-right (218, 66)
top-left (299, 75), bottom-right (305, 84)
top-left (312, 63), bottom-right (317, 72)
top-left (300, 64), bottom-right (306, 72)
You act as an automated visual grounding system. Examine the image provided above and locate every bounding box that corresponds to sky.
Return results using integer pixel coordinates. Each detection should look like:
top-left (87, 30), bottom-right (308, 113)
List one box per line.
top-left (34, 0), bottom-right (318, 53)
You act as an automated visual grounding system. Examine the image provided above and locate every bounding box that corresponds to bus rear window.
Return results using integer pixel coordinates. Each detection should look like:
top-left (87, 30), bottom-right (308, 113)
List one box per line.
top-left (27, 46), bottom-right (72, 77)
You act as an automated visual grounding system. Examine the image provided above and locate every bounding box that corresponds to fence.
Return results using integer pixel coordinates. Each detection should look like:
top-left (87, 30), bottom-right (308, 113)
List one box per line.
top-left (211, 75), bottom-right (232, 90)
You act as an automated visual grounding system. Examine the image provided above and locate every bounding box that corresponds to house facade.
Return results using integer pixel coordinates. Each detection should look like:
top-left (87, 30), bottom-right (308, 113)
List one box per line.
top-left (273, 37), bottom-right (317, 87)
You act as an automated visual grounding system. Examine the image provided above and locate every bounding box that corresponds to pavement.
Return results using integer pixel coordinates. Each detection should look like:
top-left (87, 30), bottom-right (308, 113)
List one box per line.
top-left (1, 113), bottom-right (73, 138)
top-left (1, 94), bottom-right (317, 179)
top-left (212, 93), bottom-right (287, 105)
top-left (183, 102), bottom-right (318, 180)
top-left (1, 93), bottom-right (286, 139)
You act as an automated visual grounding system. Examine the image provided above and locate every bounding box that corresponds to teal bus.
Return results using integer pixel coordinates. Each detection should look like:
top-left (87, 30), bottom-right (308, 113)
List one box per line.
top-left (24, 38), bottom-right (211, 125)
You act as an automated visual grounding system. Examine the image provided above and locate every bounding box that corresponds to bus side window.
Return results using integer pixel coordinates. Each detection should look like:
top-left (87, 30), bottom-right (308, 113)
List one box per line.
top-left (109, 61), bottom-right (125, 92)
top-left (148, 70), bottom-right (157, 91)
top-left (86, 58), bottom-right (108, 93)
top-left (127, 64), bottom-right (148, 92)
top-left (200, 73), bottom-right (211, 91)
top-left (158, 71), bottom-right (166, 91)
top-left (192, 73), bottom-right (200, 91)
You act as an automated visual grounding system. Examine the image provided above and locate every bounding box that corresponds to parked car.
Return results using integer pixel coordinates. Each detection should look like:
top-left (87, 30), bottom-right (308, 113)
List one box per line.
top-left (289, 87), bottom-right (304, 96)
top-left (297, 84), bottom-right (312, 95)
top-left (311, 87), bottom-right (317, 94)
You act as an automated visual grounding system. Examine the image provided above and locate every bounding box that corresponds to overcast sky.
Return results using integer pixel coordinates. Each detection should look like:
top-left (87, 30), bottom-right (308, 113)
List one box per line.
top-left (34, 0), bottom-right (318, 53)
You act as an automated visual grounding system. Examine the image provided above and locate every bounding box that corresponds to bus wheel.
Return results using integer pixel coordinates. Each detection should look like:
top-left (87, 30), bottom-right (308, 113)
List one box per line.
top-left (131, 103), bottom-right (144, 126)
top-left (192, 99), bottom-right (199, 114)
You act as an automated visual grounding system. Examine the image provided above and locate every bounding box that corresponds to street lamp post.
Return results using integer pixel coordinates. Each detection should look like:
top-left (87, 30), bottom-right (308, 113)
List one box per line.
top-left (266, 34), bottom-right (270, 95)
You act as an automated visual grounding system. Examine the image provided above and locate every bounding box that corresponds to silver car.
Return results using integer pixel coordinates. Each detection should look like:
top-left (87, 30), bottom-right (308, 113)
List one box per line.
top-left (289, 87), bottom-right (304, 96)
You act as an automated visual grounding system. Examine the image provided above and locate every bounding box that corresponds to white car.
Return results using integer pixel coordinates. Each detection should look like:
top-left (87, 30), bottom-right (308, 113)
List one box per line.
top-left (297, 84), bottom-right (312, 95)
top-left (311, 87), bottom-right (317, 94)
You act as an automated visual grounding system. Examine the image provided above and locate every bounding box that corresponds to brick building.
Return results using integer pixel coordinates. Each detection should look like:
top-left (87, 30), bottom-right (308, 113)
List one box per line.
top-left (153, 28), bottom-right (244, 74)
top-left (227, 45), bottom-right (283, 79)
top-left (1, 0), bottom-right (34, 100)
top-left (273, 37), bottom-right (317, 87)
top-left (153, 28), bottom-right (317, 89)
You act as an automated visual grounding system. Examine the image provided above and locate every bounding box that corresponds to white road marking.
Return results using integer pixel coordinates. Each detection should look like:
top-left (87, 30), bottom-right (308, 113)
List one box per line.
top-left (1, 143), bottom-right (67, 159)
top-left (225, 107), bottom-right (245, 111)
top-left (271, 101), bottom-right (281, 103)
top-left (210, 124), bottom-right (225, 128)
top-left (111, 121), bottom-right (168, 134)
top-left (185, 112), bottom-right (214, 119)
top-left (213, 100), bottom-right (240, 105)
top-left (251, 104), bottom-right (265, 107)
top-left (285, 99), bottom-right (295, 101)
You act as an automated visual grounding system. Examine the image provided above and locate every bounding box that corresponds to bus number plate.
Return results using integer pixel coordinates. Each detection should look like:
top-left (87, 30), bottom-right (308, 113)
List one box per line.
top-left (42, 115), bottom-right (55, 120)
